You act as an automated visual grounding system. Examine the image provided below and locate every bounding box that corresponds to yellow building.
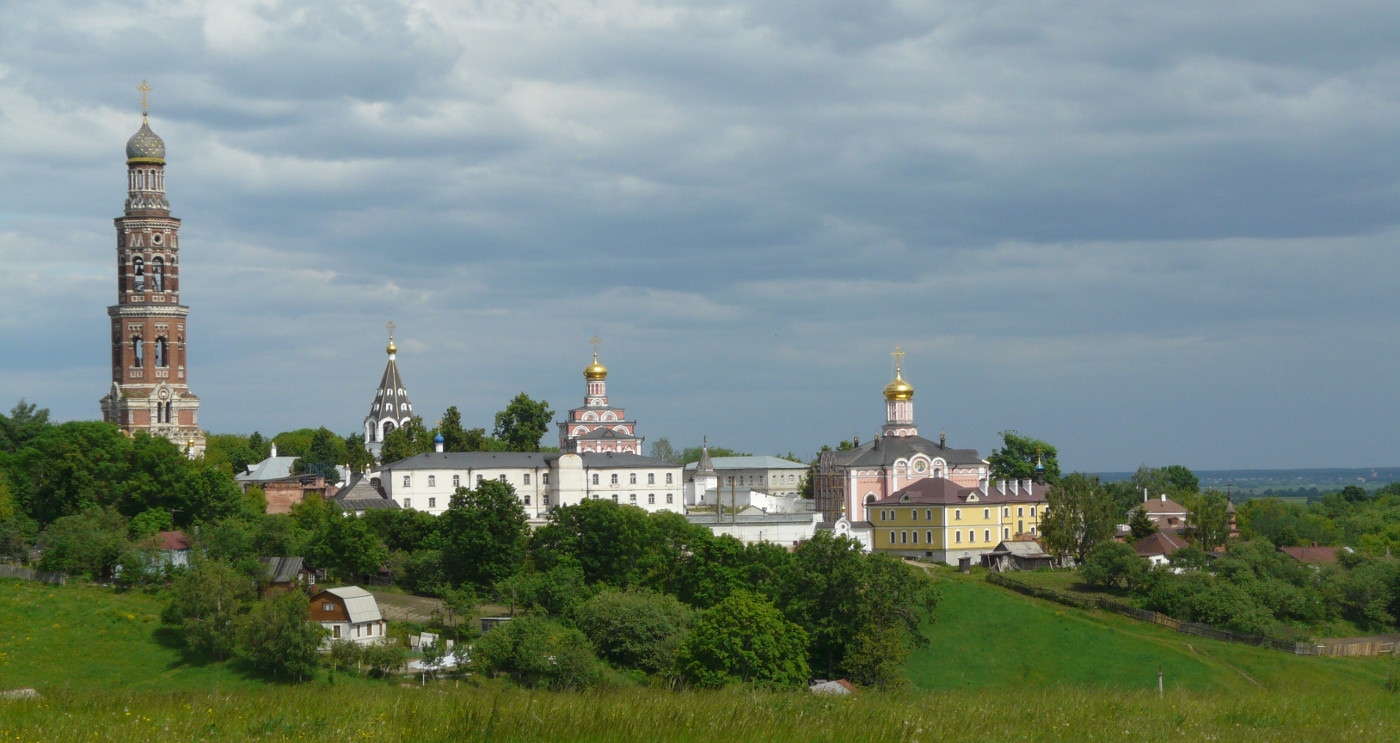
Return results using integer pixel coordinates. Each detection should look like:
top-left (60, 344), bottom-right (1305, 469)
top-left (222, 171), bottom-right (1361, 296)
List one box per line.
top-left (869, 477), bottom-right (1049, 564)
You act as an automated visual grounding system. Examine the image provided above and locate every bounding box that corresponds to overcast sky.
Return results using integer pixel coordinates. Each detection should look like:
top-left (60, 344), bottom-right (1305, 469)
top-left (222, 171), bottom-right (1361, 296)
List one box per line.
top-left (2, 1), bottom-right (1397, 472)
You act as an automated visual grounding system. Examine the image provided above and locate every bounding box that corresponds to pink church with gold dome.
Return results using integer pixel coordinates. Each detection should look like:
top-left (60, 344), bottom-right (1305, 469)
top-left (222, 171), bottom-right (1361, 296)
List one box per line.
top-left (815, 348), bottom-right (991, 523)
top-left (557, 339), bottom-right (644, 454)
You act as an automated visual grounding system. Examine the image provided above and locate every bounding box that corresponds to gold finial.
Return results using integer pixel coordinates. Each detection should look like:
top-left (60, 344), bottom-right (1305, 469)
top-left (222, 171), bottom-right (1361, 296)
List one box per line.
top-left (891, 345), bottom-right (906, 377)
top-left (386, 321), bottom-right (397, 355)
top-left (138, 80), bottom-right (152, 118)
top-left (883, 345), bottom-right (914, 401)
top-left (584, 335), bottom-right (608, 380)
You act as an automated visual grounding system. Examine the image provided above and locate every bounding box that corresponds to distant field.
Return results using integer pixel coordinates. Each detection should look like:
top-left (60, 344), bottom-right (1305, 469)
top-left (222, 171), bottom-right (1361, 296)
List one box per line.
top-left (908, 570), bottom-right (1392, 694)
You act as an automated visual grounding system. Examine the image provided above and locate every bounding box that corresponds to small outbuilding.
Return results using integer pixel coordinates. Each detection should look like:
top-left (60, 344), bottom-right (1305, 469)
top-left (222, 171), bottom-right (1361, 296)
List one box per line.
top-left (981, 540), bottom-right (1055, 572)
top-left (1133, 531), bottom-right (1189, 566)
top-left (309, 586), bottom-right (387, 647)
top-left (259, 556), bottom-right (315, 594)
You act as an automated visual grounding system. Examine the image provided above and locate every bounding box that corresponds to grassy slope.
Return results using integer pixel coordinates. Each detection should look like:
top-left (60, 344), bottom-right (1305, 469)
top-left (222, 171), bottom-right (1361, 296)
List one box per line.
top-left (908, 570), bottom-right (1391, 693)
top-left (0, 579), bottom-right (375, 693)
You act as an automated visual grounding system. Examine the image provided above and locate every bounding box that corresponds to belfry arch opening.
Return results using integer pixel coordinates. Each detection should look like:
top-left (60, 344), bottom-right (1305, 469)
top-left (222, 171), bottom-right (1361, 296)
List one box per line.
top-left (151, 257), bottom-right (164, 291)
top-left (131, 336), bottom-right (143, 367)
top-left (155, 337), bottom-right (168, 368)
top-left (132, 257), bottom-right (145, 291)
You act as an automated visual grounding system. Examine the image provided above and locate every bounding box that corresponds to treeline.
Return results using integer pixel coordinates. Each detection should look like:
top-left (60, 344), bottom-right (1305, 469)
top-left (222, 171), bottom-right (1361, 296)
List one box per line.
top-left (1237, 484), bottom-right (1400, 555)
top-left (356, 486), bottom-right (939, 688)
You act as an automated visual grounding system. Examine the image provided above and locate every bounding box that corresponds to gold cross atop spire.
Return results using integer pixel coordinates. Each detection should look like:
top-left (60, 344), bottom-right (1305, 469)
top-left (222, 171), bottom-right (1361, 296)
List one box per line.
top-left (891, 345), bottom-right (906, 376)
top-left (590, 334), bottom-right (601, 359)
top-left (386, 320), bottom-right (396, 340)
top-left (138, 80), bottom-right (152, 118)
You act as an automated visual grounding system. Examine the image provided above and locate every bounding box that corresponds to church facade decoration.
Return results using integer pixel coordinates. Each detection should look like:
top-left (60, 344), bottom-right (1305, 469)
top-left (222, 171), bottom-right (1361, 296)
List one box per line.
top-left (99, 82), bottom-right (205, 457)
top-left (557, 338), bottom-right (644, 455)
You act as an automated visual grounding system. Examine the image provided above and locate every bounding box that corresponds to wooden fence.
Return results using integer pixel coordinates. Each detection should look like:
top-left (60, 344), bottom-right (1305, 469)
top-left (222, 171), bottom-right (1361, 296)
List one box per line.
top-left (0, 565), bottom-right (67, 585)
top-left (985, 572), bottom-right (1337, 656)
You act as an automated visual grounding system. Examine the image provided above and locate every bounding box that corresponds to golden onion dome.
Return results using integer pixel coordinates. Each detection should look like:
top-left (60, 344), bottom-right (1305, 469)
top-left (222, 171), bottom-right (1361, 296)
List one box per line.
top-left (883, 372), bottom-right (914, 401)
top-left (386, 339), bottom-right (398, 355)
top-left (584, 352), bottom-right (608, 380)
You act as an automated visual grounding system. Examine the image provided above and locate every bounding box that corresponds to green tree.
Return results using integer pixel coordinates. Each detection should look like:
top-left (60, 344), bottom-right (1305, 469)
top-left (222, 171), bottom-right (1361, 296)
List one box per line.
top-left (679, 445), bottom-right (747, 464)
top-left (987, 431), bottom-right (1060, 483)
top-left (493, 563), bottom-right (590, 617)
top-left (1128, 507), bottom-right (1159, 540)
top-left (270, 429), bottom-right (318, 459)
top-left (438, 480), bottom-right (529, 588)
top-left (38, 506), bottom-right (130, 579)
top-left (530, 499), bottom-right (657, 587)
top-left (472, 615), bottom-right (600, 689)
top-left (649, 437), bottom-right (680, 464)
top-left (493, 393), bottom-right (555, 452)
top-left (328, 639), bottom-right (363, 672)
top-left (1040, 473), bottom-right (1117, 563)
top-left (306, 509), bottom-right (389, 581)
top-left (1127, 465), bottom-right (1199, 501)
top-left (343, 433), bottom-right (375, 475)
top-left (440, 585), bottom-right (480, 638)
top-left (292, 427), bottom-right (347, 484)
top-left (574, 588), bottom-right (697, 674)
top-left (678, 591), bottom-right (809, 688)
top-left (0, 399), bottom-right (51, 454)
top-left (163, 558), bottom-right (258, 658)
top-left (362, 642), bottom-right (406, 678)
top-left (379, 416), bottom-right (435, 464)
top-left (1080, 540), bottom-right (1149, 590)
top-left (236, 591), bottom-right (326, 681)
top-left (1188, 489), bottom-right (1232, 552)
top-left (436, 406), bottom-right (503, 453)
top-left (202, 433), bottom-right (262, 477)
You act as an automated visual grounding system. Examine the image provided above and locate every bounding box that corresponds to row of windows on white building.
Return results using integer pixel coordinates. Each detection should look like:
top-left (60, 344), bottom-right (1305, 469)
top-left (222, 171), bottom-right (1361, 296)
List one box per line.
top-left (404, 472), bottom-right (675, 489)
top-left (888, 525), bottom-right (1037, 546)
top-left (401, 491), bottom-right (676, 511)
top-left (874, 505), bottom-right (1038, 522)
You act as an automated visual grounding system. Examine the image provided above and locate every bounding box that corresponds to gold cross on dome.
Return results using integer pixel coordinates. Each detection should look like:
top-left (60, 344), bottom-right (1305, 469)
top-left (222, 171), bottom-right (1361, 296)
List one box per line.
top-left (138, 80), bottom-right (152, 117)
top-left (386, 320), bottom-right (396, 341)
top-left (590, 334), bottom-right (601, 357)
top-left (891, 345), bottom-right (905, 375)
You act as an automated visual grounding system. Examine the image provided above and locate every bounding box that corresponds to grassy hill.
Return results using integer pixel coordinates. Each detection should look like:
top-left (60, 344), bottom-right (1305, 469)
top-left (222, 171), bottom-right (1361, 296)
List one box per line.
top-left (909, 569), bottom-right (1392, 693)
top-left (2, 576), bottom-right (1399, 741)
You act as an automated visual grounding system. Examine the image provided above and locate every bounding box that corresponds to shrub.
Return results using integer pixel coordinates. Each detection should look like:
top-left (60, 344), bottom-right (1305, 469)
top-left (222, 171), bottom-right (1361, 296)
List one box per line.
top-left (678, 591), bottom-right (809, 688)
top-left (236, 591), bottom-right (327, 681)
top-left (1081, 541), bottom-right (1148, 590)
top-left (574, 588), bottom-right (696, 674)
top-left (472, 615), bottom-right (600, 690)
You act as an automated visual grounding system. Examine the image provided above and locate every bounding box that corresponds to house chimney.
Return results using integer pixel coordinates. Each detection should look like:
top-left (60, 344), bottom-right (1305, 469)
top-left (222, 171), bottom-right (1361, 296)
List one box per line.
top-left (1159, 493), bottom-right (1166, 503)
top-left (270, 442), bottom-right (278, 458)
top-left (1143, 487), bottom-right (1148, 503)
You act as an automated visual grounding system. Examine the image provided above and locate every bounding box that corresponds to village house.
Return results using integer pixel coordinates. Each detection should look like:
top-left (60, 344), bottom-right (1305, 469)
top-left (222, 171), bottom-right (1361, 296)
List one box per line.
top-left (308, 586), bottom-right (387, 647)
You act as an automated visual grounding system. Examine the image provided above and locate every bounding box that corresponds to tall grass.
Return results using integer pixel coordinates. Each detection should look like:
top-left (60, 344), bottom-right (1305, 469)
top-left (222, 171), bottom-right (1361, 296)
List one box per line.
top-left (2, 684), bottom-right (1398, 742)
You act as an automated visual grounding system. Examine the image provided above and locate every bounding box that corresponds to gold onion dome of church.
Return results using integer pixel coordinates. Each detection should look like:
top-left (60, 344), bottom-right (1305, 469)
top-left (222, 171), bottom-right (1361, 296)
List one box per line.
top-left (386, 339), bottom-right (398, 355)
top-left (883, 371), bottom-right (915, 401)
top-left (126, 117), bottom-right (165, 164)
top-left (584, 352), bottom-right (608, 380)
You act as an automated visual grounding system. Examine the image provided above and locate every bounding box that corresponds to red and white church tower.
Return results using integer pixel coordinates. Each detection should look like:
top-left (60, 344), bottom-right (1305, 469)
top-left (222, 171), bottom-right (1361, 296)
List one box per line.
top-left (99, 83), bottom-right (205, 456)
top-left (557, 337), bottom-right (645, 454)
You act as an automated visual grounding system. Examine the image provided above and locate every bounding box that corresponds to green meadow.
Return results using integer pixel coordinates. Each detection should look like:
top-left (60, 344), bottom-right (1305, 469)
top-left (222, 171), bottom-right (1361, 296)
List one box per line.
top-left (2, 576), bottom-right (1397, 742)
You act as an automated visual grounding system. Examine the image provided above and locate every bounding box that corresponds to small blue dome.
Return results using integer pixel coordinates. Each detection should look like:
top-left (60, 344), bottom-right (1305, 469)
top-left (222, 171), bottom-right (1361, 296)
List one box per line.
top-left (433, 432), bottom-right (445, 444)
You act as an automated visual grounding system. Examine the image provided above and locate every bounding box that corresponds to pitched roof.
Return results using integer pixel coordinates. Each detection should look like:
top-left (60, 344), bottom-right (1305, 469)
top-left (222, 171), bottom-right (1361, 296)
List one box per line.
top-left (319, 586), bottom-right (382, 624)
top-left (1133, 530), bottom-right (1189, 558)
top-left (368, 353), bottom-right (413, 422)
top-left (382, 451), bottom-right (681, 471)
top-left (869, 477), bottom-right (1049, 507)
top-left (260, 556), bottom-right (306, 583)
top-left (334, 475), bottom-right (398, 510)
top-left (685, 455), bottom-right (809, 471)
top-left (1137, 496), bottom-right (1189, 515)
top-left (691, 446), bottom-right (717, 479)
top-left (152, 531), bottom-right (190, 551)
top-left (825, 434), bottom-right (984, 470)
top-left (236, 456), bottom-right (298, 482)
top-left (1278, 546), bottom-right (1346, 564)
top-left (989, 540), bottom-right (1051, 558)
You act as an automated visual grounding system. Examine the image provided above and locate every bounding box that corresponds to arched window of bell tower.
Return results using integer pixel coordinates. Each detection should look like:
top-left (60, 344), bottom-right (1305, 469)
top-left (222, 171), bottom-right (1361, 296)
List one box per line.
top-left (132, 257), bottom-right (145, 291)
top-left (131, 336), bottom-right (144, 367)
top-left (155, 337), bottom-right (168, 368)
top-left (151, 257), bottom-right (164, 291)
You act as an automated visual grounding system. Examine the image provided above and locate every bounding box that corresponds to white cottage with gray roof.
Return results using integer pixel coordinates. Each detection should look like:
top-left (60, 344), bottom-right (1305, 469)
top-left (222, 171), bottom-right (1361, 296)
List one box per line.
top-left (309, 586), bottom-right (386, 647)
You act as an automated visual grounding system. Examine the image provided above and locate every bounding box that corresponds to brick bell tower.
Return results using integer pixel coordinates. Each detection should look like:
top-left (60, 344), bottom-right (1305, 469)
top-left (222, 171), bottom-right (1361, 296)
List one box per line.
top-left (99, 82), bottom-right (205, 457)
